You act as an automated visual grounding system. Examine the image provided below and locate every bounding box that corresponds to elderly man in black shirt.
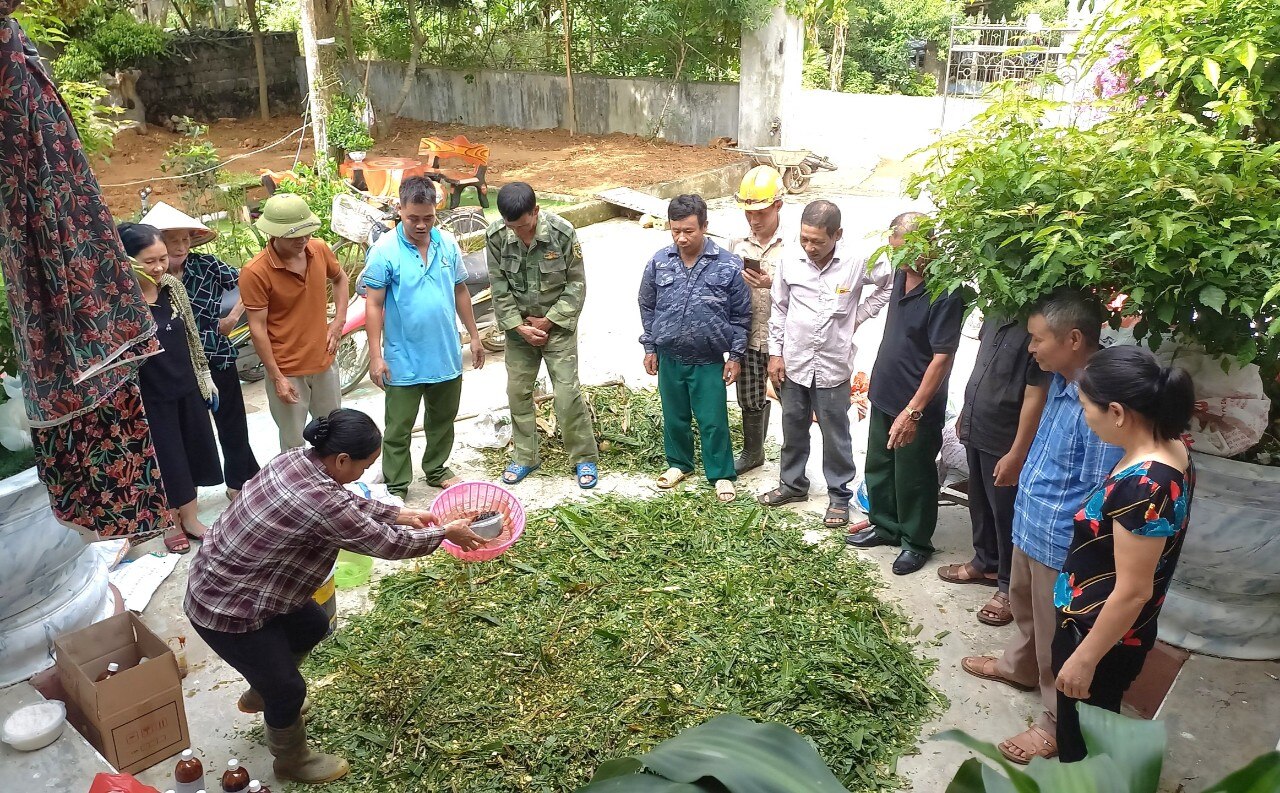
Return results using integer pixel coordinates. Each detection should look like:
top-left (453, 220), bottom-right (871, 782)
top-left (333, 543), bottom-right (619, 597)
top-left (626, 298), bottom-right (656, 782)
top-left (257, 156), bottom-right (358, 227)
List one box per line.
top-left (847, 212), bottom-right (964, 576)
top-left (939, 317), bottom-right (1048, 625)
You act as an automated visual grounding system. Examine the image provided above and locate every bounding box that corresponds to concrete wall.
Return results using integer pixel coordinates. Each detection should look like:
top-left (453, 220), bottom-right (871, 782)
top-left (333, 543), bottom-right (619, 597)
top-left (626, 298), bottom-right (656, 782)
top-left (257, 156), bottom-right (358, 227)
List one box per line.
top-left (790, 90), bottom-right (990, 172)
top-left (137, 32), bottom-right (301, 123)
top-left (351, 61), bottom-right (739, 146)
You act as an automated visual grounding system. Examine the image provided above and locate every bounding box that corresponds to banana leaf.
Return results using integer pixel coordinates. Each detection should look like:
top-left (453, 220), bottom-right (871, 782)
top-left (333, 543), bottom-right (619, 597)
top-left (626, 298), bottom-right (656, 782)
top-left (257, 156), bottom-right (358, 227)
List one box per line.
top-left (1078, 703), bottom-right (1166, 792)
top-left (1203, 752), bottom-right (1280, 793)
top-left (576, 715), bottom-right (849, 793)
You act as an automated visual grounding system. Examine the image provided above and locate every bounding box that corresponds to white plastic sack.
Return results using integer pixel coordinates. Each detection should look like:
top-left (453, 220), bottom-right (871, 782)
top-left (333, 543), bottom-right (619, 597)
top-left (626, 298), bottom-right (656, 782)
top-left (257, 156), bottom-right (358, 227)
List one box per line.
top-left (1101, 331), bottom-right (1268, 458)
top-left (471, 409), bottom-right (513, 450)
top-left (345, 481), bottom-right (406, 509)
top-left (0, 375), bottom-right (31, 453)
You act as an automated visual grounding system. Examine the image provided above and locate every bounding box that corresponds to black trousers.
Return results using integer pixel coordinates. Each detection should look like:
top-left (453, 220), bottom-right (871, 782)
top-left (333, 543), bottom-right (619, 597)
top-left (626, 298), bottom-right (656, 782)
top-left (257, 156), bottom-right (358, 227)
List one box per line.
top-left (194, 601), bottom-right (330, 729)
top-left (1051, 626), bottom-right (1148, 762)
top-left (964, 444), bottom-right (1017, 592)
top-left (211, 364), bottom-right (261, 491)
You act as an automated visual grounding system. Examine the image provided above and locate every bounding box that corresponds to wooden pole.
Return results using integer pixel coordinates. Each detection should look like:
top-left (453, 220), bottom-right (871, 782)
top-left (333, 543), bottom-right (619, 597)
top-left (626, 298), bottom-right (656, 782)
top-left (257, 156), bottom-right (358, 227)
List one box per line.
top-left (561, 0), bottom-right (575, 135)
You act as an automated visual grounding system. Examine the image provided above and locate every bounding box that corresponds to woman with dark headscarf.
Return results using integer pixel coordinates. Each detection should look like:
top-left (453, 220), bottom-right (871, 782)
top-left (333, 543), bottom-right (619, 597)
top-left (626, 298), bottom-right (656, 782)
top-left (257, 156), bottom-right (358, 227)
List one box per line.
top-left (118, 222), bottom-right (223, 553)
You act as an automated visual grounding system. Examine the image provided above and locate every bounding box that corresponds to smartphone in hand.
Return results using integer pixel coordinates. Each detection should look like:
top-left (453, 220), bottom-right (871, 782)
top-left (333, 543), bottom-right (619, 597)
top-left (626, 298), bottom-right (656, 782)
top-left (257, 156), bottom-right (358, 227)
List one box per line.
top-left (743, 257), bottom-right (763, 273)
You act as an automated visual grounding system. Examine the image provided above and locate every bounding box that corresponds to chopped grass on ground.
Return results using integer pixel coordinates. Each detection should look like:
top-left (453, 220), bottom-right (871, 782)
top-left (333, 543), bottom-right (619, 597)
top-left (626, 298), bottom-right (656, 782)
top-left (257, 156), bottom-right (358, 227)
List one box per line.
top-left (479, 383), bottom-right (755, 478)
top-left (302, 492), bottom-right (943, 792)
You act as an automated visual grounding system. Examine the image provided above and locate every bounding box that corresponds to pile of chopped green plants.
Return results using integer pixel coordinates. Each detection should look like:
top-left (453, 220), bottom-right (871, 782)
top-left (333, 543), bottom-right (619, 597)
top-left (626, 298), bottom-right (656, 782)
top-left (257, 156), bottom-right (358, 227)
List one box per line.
top-left (302, 492), bottom-right (943, 792)
top-left (479, 383), bottom-right (761, 477)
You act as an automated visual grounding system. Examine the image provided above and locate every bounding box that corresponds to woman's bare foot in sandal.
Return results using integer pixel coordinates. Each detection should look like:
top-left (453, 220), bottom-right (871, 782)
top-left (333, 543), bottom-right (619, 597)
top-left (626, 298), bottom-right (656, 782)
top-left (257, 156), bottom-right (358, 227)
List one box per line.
top-left (978, 591), bottom-right (1014, 626)
top-left (163, 524), bottom-right (190, 554)
top-left (177, 500), bottom-right (208, 540)
top-left (960, 656), bottom-right (1036, 691)
top-left (998, 725), bottom-right (1057, 764)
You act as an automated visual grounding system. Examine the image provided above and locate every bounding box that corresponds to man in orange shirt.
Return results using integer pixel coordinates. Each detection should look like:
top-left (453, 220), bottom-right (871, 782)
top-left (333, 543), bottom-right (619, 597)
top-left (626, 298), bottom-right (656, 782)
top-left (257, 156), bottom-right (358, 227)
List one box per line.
top-left (240, 194), bottom-right (350, 450)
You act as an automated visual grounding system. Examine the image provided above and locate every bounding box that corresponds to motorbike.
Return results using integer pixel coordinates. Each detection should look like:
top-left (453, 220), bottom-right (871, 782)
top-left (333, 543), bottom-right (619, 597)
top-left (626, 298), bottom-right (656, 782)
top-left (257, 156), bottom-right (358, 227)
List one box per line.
top-left (224, 247), bottom-right (497, 396)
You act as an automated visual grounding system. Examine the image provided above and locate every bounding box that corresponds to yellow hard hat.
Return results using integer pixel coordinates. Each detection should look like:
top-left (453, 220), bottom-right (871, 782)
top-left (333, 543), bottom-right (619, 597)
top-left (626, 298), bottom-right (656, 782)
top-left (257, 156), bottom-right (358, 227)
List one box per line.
top-left (736, 166), bottom-right (784, 210)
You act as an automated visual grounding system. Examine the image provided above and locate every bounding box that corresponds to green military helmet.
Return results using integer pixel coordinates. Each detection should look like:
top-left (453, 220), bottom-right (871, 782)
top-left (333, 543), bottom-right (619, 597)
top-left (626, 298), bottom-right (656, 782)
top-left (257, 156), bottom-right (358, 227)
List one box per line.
top-left (256, 193), bottom-right (322, 239)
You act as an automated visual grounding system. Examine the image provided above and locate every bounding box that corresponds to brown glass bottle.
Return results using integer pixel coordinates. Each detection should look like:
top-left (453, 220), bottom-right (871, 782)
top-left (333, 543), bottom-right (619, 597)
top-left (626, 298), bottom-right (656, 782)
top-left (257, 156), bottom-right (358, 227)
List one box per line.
top-left (174, 748), bottom-right (204, 793)
top-left (94, 662), bottom-right (120, 682)
top-left (221, 759), bottom-right (250, 792)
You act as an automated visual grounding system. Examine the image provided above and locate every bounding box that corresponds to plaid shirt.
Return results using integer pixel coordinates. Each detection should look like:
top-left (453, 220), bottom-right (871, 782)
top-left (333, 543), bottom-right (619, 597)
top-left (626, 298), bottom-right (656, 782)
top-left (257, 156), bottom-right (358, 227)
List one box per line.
top-left (1012, 373), bottom-right (1123, 570)
top-left (185, 448), bottom-right (445, 633)
top-left (180, 252), bottom-right (239, 370)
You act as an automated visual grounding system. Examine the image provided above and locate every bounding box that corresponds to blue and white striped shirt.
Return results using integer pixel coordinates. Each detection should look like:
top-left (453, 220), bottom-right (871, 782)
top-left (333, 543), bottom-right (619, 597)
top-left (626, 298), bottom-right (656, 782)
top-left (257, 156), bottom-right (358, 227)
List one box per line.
top-left (1013, 373), bottom-right (1124, 570)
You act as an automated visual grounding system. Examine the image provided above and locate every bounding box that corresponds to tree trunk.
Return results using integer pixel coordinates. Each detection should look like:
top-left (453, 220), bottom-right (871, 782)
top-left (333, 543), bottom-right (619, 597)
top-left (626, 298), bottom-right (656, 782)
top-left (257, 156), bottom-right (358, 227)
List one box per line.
top-left (829, 21), bottom-right (846, 92)
top-left (561, 0), bottom-right (574, 135)
top-left (245, 0), bottom-right (271, 121)
top-left (381, 0), bottom-right (425, 137)
top-left (299, 0), bottom-right (344, 160)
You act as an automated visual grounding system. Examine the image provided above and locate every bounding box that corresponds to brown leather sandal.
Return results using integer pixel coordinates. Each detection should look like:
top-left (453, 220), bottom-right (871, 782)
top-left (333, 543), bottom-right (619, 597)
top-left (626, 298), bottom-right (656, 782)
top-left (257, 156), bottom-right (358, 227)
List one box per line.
top-left (960, 656), bottom-right (1036, 692)
top-left (937, 562), bottom-right (999, 586)
top-left (978, 591), bottom-right (1014, 626)
top-left (998, 724), bottom-right (1058, 765)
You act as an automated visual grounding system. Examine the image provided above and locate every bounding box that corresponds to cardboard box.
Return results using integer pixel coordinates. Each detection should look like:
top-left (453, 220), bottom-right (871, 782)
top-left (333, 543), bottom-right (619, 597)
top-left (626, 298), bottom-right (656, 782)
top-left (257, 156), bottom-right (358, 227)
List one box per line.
top-left (54, 612), bottom-right (189, 775)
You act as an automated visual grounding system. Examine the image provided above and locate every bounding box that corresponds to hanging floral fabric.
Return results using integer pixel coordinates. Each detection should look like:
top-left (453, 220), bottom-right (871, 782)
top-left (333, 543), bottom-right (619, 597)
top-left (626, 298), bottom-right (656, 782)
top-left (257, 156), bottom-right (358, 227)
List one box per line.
top-left (0, 6), bottom-right (169, 540)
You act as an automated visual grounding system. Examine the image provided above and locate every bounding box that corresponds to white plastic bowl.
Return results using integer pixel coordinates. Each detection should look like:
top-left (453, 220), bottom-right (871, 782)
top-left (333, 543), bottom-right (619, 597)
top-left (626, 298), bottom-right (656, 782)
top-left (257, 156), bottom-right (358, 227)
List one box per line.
top-left (2, 700), bottom-right (67, 752)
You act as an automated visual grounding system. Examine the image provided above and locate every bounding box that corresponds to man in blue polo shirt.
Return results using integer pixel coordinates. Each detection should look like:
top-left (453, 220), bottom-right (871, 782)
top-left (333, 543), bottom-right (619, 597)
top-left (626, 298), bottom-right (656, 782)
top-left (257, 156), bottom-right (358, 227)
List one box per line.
top-left (363, 176), bottom-right (485, 497)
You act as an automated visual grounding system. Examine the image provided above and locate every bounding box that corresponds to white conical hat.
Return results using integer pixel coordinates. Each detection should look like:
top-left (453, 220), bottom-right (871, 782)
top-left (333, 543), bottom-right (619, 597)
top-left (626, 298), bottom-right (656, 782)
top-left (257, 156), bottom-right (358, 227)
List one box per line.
top-left (140, 202), bottom-right (218, 248)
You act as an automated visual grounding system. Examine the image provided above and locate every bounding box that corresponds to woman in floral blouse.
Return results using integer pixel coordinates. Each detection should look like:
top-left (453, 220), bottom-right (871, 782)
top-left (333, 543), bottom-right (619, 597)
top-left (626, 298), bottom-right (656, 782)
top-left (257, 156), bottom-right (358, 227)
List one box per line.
top-left (142, 202), bottom-right (261, 500)
top-left (1053, 345), bottom-right (1195, 761)
top-left (119, 223), bottom-right (223, 553)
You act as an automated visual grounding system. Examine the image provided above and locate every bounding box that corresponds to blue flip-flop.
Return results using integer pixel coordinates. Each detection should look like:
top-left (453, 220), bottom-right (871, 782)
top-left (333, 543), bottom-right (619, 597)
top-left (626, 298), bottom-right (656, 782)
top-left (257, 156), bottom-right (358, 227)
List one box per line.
top-left (575, 462), bottom-right (599, 490)
top-left (502, 462), bottom-right (540, 485)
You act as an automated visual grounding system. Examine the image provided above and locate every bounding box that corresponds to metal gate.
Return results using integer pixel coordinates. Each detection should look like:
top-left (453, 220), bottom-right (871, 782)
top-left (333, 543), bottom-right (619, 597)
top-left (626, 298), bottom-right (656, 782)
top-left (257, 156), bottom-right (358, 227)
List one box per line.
top-left (943, 21), bottom-right (1085, 102)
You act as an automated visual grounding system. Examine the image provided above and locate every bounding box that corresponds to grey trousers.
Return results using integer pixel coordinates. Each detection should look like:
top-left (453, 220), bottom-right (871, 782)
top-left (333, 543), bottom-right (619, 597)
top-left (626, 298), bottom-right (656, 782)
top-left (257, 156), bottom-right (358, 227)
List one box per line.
top-left (778, 376), bottom-right (856, 503)
top-left (266, 365), bottom-right (342, 451)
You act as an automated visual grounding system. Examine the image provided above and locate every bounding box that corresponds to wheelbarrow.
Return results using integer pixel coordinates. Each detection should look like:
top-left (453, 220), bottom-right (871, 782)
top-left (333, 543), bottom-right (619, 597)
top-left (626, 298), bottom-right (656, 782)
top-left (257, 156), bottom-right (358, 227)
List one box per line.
top-left (728, 147), bottom-right (837, 194)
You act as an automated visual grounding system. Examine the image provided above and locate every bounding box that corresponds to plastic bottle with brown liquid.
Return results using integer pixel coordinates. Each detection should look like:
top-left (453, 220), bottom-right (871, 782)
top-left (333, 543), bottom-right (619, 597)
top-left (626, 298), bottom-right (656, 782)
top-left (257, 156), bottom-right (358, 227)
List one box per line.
top-left (174, 748), bottom-right (205, 793)
top-left (94, 662), bottom-right (120, 682)
top-left (221, 759), bottom-right (250, 792)
top-left (247, 782), bottom-right (271, 793)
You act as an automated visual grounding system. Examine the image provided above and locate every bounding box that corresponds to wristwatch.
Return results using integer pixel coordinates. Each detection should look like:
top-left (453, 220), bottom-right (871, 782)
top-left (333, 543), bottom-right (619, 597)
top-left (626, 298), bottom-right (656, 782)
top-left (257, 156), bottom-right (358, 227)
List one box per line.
top-left (905, 407), bottom-right (923, 422)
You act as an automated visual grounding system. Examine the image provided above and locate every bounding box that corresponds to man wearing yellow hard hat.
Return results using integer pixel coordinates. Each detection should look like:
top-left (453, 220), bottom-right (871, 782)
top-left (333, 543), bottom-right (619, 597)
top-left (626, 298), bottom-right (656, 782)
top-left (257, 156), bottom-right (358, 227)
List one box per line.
top-left (728, 166), bottom-right (786, 474)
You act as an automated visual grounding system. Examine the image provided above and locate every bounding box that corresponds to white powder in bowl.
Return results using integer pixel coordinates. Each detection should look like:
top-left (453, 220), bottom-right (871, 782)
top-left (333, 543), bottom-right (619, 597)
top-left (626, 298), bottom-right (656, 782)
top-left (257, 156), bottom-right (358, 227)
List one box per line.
top-left (2, 701), bottom-right (66, 751)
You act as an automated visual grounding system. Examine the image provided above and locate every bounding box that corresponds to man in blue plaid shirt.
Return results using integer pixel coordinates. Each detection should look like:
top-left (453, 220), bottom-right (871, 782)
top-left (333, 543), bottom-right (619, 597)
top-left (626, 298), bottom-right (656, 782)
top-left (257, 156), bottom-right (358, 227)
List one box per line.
top-left (960, 290), bottom-right (1122, 764)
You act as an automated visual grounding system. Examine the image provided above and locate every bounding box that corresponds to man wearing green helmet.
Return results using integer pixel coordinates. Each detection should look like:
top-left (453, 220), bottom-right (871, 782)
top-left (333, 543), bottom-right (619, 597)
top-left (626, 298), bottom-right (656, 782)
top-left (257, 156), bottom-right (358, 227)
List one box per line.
top-left (240, 194), bottom-right (350, 451)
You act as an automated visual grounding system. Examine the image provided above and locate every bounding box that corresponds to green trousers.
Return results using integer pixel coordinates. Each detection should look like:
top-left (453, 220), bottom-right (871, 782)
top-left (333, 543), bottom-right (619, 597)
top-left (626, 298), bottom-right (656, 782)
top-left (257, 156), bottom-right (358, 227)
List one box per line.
top-left (865, 406), bottom-right (943, 555)
top-left (383, 377), bottom-right (462, 496)
top-left (506, 328), bottom-right (598, 468)
top-left (657, 353), bottom-right (736, 482)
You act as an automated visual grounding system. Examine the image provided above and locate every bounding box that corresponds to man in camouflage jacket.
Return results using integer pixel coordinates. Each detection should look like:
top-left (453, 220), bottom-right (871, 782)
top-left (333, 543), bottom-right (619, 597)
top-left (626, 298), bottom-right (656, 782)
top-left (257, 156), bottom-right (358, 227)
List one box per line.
top-left (486, 182), bottom-right (599, 488)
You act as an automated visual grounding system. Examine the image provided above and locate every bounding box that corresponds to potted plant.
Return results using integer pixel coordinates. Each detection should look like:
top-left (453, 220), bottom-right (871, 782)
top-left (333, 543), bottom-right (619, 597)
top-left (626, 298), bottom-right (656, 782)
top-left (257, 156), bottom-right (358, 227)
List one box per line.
top-left (903, 0), bottom-right (1280, 659)
top-left (327, 93), bottom-right (375, 161)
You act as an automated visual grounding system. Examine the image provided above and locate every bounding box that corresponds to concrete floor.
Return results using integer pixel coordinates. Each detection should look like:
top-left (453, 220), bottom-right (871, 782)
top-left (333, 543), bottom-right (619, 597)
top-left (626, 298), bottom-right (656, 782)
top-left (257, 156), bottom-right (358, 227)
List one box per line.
top-left (10, 174), bottom-right (1276, 790)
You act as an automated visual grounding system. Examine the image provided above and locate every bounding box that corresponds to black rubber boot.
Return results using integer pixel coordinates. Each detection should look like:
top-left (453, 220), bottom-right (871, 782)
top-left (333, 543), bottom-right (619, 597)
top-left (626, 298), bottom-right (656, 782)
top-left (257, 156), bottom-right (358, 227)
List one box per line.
top-left (734, 403), bottom-right (770, 474)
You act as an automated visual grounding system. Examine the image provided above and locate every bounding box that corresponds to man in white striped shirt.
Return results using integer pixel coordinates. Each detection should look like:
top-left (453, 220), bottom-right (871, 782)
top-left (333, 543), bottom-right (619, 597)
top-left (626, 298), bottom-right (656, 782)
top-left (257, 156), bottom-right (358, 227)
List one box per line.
top-left (756, 200), bottom-right (893, 528)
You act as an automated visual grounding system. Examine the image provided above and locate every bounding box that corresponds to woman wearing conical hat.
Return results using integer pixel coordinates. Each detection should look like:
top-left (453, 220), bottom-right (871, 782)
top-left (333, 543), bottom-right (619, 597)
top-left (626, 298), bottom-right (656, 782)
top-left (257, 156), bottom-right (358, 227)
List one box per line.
top-left (142, 202), bottom-right (262, 503)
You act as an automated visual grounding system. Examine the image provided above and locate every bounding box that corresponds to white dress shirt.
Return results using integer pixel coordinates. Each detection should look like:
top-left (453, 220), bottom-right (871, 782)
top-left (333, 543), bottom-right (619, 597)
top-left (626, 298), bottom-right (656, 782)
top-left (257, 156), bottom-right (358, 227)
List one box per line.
top-left (768, 243), bottom-right (894, 388)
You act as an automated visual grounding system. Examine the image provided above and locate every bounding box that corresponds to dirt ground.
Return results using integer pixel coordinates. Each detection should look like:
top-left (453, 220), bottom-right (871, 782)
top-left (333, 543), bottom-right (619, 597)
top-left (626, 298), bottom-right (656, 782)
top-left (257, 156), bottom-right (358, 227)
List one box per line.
top-left (93, 115), bottom-right (740, 217)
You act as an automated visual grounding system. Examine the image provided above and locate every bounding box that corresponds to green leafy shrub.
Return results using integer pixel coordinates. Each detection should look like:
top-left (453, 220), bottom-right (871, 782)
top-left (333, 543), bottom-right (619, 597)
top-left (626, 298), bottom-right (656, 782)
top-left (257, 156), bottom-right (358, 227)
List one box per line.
top-left (52, 40), bottom-right (103, 84)
top-left (60, 80), bottom-right (124, 157)
top-left (88, 11), bottom-right (170, 72)
top-left (160, 118), bottom-right (222, 213)
top-left (909, 95), bottom-right (1280, 368)
top-left (326, 94), bottom-right (375, 154)
top-left (1084, 0), bottom-right (1280, 144)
